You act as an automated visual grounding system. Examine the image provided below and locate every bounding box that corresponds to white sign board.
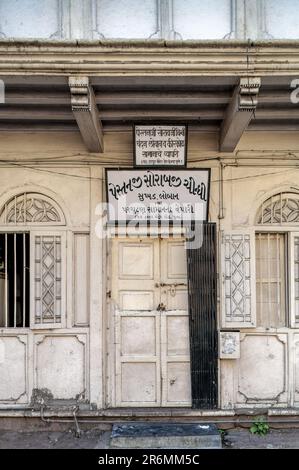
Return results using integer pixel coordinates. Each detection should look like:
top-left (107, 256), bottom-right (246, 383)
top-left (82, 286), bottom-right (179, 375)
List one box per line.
top-left (106, 169), bottom-right (210, 223)
top-left (134, 125), bottom-right (187, 167)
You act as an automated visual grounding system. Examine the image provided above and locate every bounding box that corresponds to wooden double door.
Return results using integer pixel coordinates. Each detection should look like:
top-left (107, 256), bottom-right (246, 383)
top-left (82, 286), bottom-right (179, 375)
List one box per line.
top-left (110, 237), bottom-right (191, 407)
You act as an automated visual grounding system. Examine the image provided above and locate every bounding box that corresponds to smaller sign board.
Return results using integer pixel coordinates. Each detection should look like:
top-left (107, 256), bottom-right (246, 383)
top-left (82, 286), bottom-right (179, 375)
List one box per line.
top-left (219, 331), bottom-right (240, 359)
top-left (134, 124), bottom-right (187, 167)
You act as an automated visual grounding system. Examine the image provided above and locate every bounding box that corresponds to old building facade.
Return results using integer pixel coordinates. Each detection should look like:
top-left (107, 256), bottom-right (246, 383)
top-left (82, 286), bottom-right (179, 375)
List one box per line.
top-left (1, 0), bottom-right (299, 422)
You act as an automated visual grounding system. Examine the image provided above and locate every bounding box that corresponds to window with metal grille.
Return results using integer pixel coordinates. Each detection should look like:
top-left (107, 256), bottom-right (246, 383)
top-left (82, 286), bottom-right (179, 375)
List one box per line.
top-left (255, 233), bottom-right (286, 328)
top-left (0, 233), bottom-right (30, 328)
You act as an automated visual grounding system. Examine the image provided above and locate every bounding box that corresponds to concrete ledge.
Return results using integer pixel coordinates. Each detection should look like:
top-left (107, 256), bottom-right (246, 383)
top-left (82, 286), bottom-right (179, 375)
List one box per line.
top-left (0, 408), bottom-right (236, 418)
top-left (1, 407), bottom-right (299, 421)
top-left (268, 409), bottom-right (299, 416)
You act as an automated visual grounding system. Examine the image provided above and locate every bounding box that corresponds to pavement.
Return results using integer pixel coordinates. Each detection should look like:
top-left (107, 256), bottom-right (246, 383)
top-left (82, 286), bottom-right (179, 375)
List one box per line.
top-left (0, 427), bottom-right (299, 449)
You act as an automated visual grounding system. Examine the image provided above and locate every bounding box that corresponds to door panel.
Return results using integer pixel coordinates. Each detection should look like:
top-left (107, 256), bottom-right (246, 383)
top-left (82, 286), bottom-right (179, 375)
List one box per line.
top-left (119, 242), bottom-right (154, 279)
top-left (119, 290), bottom-right (154, 311)
top-left (161, 312), bottom-right (191, 406)
top-left (161, 239), bottom-right (188, 310)
top-left (165, 362), bottom-right (191, 404)
top-left (113, 238), bottom-right (160, 311)
top-left (121, 362), bottom-right (159, 404)
top-left (115, 310), bottom-right (161, 406)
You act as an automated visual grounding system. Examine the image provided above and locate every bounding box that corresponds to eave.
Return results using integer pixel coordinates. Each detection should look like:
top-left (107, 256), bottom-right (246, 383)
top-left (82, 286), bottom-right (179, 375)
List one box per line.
top-left (1, 40), bottom-right (299, 153)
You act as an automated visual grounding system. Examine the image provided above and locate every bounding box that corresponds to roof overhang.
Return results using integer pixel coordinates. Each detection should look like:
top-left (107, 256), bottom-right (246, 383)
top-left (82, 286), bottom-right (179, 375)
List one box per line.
top-left (1, 40), bottom-right (299, 153)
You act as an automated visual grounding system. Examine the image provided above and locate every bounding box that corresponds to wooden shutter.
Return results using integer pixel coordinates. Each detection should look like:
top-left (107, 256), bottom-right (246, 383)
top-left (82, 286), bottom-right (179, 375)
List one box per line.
top-left (289, 233), bottom-right (299, 328)
top-left (187, 223), bottom-right (218, 409)
top-left (221, 231), bottom-right (256, 328)
top-left (30, 231), bottom-right (66, 329)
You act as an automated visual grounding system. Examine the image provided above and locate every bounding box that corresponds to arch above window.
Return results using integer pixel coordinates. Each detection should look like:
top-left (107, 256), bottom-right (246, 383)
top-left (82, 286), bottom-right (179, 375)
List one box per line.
top-left (256, 192), bottom-right (299, 225)
top-left (0, 192), bottom-right (66, 225)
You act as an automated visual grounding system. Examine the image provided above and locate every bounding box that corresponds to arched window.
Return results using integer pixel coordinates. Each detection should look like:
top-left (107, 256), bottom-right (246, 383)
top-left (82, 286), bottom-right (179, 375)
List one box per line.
top-left (0, 192), bottom-right (65, 225)
top-left (0, 192), bottom-right (66, 329)
top-left (256, 192), bottom-right (299, 225)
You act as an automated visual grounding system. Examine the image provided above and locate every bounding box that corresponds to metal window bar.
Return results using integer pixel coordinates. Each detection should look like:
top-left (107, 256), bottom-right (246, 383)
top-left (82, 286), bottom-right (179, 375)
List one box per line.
top-left (23, 233), bottom-right (26, 328)
top-left (14, 233), bottom-right (16, 327)
top-left (267, 232), bottom-right (271, 327)
top-left (294, 237), bottom-right (299, 322)
top-left (256, 232), bottom-right (285, 328)
top-left (5, 233), bottom-right (8, 327)
top-left (276, 233), bottom-right (281, 324)
top-left (40, 236), bottom-right (43, 324)
top-left (0, 233), bottom-right (29, 328)
top-left (54, 236), bottom-right (56, 324)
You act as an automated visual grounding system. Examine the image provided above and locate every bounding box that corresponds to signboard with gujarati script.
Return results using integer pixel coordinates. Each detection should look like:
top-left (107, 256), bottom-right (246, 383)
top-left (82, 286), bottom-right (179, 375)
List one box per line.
top-left (134, 124), bottom-right (187, 167)
top-left (106, 168), bottom-right (210, 223)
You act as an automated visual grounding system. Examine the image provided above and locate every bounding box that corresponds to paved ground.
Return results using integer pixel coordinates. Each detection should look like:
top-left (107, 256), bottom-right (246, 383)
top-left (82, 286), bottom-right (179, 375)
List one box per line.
top-left (0, 428), bottom-right (111, 449)
top-left (0, 427), bottom-right (299, 449)
top-left (223, 428), bottom-right (299, 449)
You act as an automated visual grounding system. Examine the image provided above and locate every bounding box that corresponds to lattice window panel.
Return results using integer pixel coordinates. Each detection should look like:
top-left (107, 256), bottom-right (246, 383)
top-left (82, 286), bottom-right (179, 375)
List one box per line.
top-left (222, 233), bottom-right (256, 327)
top-left (293, 236), bottom-right (299, 325)
top-left (0, 193), bottom-right (64, 224)
top-left (31, 233), bottom-right (65, 327)
top-left (257, 192), bottom-right (299, 225)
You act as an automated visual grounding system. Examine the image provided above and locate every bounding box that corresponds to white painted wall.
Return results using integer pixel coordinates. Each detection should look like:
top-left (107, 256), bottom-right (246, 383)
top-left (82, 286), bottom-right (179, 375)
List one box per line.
top-left (0, 130), bottom-right (299, 411)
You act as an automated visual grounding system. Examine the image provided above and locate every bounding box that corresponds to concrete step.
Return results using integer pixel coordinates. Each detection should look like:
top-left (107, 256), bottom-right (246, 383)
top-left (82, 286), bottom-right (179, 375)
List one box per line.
top-left (109, 422), bottom-right (222, 449)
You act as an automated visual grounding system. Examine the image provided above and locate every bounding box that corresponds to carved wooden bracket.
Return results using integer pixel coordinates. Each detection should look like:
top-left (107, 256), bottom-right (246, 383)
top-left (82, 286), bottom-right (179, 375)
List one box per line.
top-left (69, 76), bottom-right (104, 153)
top-left (220, 77), bottom-right (261, 152)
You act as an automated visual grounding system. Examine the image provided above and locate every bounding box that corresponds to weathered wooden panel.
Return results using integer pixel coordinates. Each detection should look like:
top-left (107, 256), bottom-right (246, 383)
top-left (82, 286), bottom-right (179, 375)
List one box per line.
top-left (121, 362), bottom-right (157, 404)
top-left (166, 242), bottom-right (188, 279)
top-left (294, 334), bottom-right (299, 403)
top-left (161, 240), bottom-right (188, 310)
top-left (74, 233), bottom-right (90, 326)
top-left (222, 232), bottom-right (256, 328)
top-left (115, 310), bottom-right (160, 407)
top-left (119, 243), bottom-right (154, 279)
top-left (119, 290), bottom-right (154, 311)
top-left (0, 335), bottom-right (27, 403)
top-left (161, 313), bottom-right (191, 406)
top-left (164, 362), bottom-right (191, 404)
top-left (30, 232), bottom-right (66, 329)
top-left (120, 316), bottom-right (156, 356)
top-left (166, 315), bottom-right (189, 357)
top-left (35, 334), bottom-right (86, 400)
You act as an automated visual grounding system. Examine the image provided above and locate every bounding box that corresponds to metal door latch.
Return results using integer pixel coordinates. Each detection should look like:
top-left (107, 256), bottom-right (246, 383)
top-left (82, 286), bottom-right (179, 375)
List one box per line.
top-left (156, 282), bottom-right (187, 297)
top-left (157, 302), bottom-right (166, 311)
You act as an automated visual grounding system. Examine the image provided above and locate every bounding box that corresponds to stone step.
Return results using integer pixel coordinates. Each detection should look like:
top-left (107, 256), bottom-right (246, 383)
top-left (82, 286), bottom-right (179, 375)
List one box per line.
top-left (109, 422), bottom-right (222, 449)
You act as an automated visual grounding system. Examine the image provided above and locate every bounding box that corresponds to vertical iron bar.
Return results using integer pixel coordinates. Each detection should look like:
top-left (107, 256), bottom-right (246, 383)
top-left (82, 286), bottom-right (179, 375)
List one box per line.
top-left (23, 233), bottom-right (26, 328)
top-left (187, 223), bottom-right (217, 409)
top-left (54, 236), bottom-right (56, 324)
top-left (267, 233), bottom-right (271, 327)
top-left (40, 236), bottom-right (43, 325)
top-left (5, 233), bottom-right (8, 328)
top-left (14, 233), bottom-right (16, 327)
top-left (14, 196), bottom-right (17, 224)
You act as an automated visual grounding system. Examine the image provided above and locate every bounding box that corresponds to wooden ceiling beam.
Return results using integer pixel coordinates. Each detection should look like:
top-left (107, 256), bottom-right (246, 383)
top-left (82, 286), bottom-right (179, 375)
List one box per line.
top-left (220, 77), bottom-right (261, 152)
top-left (2, 90), bottom-right (295, 107)
top-left (69, 76), bottom-right (103, 153)
top-left (3, 106), bottom-right (299, 122)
